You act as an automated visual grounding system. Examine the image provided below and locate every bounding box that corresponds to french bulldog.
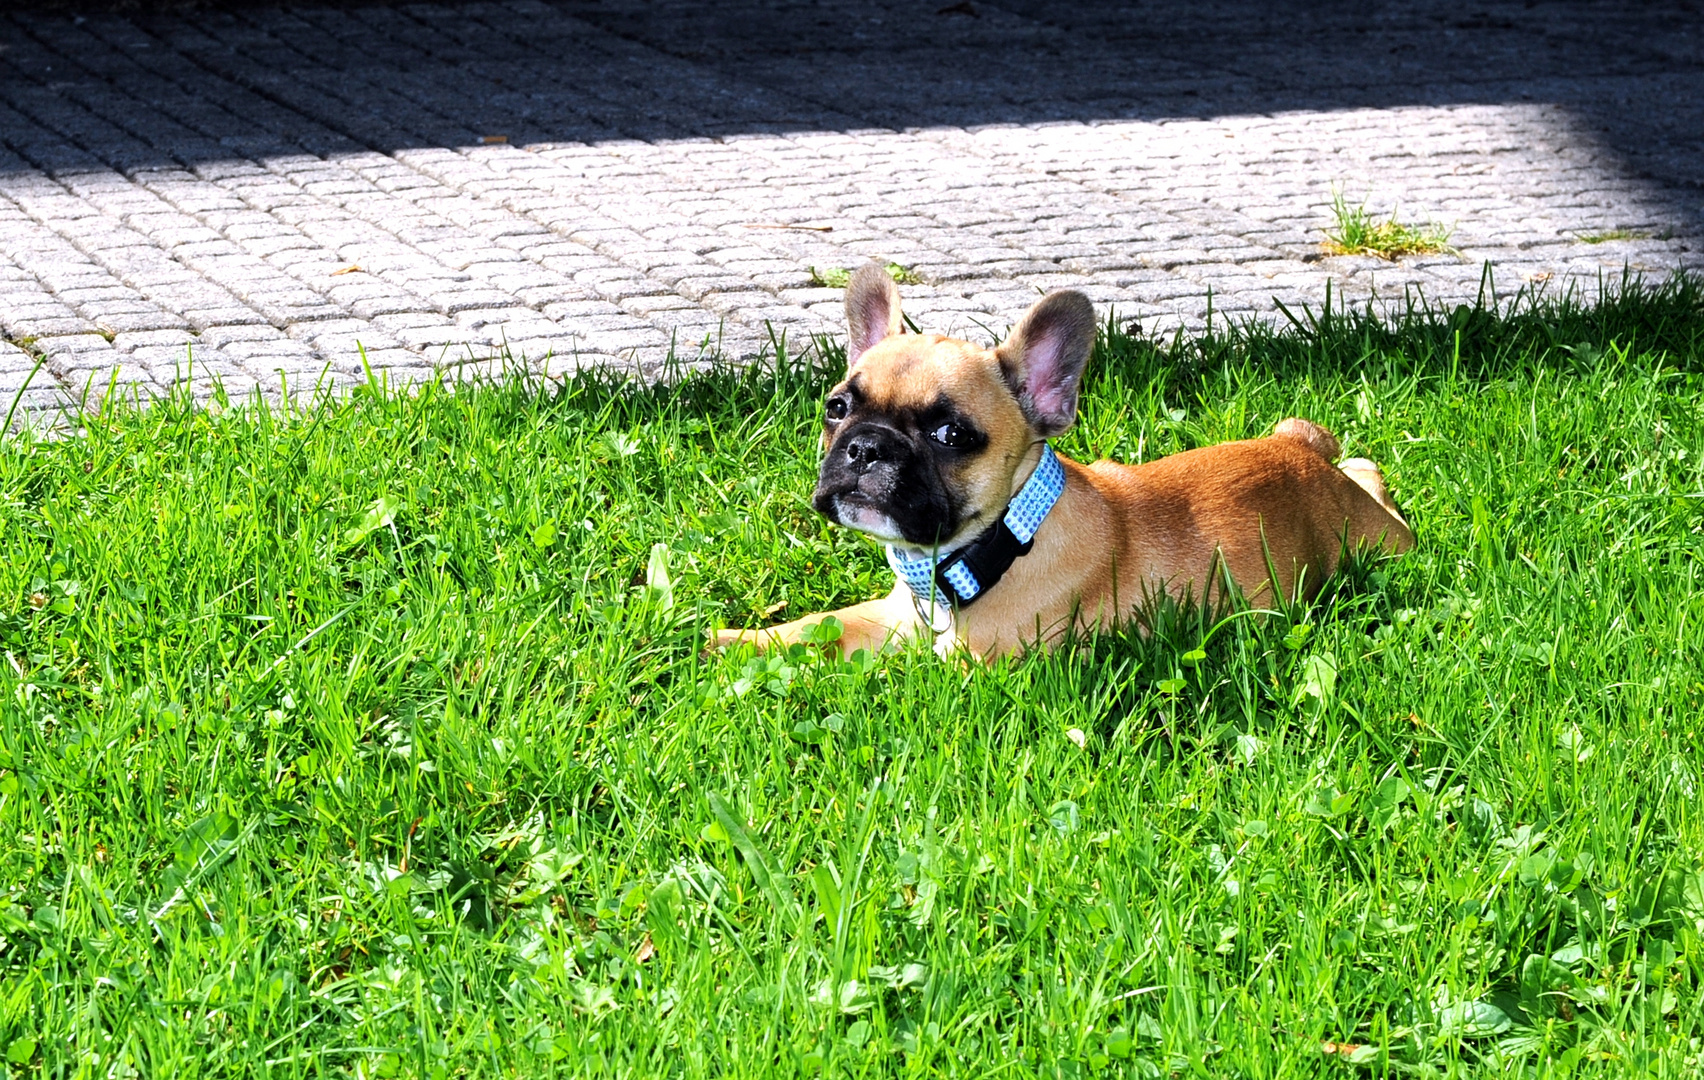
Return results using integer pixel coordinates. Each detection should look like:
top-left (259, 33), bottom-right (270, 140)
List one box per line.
top-left (714, 264), bottom-right (1414, 658)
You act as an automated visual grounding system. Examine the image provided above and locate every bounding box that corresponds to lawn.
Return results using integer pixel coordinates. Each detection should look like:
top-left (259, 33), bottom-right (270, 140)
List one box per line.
top-left (3, 275), bottom-right (1703, 1078)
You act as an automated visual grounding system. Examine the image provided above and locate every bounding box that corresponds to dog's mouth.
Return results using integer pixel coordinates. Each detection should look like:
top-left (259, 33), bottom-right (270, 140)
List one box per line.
top-left (825, 493), bottom-right (907, 542)
top-left (814, 478), bottom-right (964, 548)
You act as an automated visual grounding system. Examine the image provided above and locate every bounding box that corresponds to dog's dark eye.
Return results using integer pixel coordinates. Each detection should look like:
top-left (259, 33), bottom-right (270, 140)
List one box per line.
top-left (928, 421), bottom-right (978, 449)
top-left (825, 398), bottom-right (849, 422)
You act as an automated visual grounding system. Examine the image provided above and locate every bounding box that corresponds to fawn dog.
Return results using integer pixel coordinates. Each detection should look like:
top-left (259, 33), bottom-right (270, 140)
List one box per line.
top-left (714, 265), bottom-right (1414, 658)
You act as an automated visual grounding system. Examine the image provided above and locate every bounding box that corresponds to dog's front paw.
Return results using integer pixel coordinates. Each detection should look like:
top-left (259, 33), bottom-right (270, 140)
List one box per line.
top-left (706, 627), bottom-right (761, 654)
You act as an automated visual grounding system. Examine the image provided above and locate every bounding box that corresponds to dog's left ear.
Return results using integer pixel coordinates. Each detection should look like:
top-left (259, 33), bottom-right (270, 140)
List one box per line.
top-left (996, 290), bottom-right (1096, 437)
top-left (845, 263), bottom-right (904, 368)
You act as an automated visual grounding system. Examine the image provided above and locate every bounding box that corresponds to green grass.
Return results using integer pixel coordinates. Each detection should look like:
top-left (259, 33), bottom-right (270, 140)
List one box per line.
top-left (4, 273), bottom-right (1704, 1078)
top-left (1323, 191), bottom-right (1456, 260)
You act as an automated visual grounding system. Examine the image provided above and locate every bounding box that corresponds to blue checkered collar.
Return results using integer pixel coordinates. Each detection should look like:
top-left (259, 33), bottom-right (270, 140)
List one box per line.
top-left (886, 442), bottom-right (1066, 621)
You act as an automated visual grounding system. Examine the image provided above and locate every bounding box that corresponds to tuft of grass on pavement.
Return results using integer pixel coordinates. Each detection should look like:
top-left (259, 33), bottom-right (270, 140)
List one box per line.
top-left (1576, 228), bottom-right (1649, 244)
top-left (3, 273), bottom-right (1704, 1077)
top-left (1322, 189), bottom-right (1456, 259)
top-left (809, 262), bottom-right (922, 289)
top-left (1573, 227), bottom-right (1675, 245)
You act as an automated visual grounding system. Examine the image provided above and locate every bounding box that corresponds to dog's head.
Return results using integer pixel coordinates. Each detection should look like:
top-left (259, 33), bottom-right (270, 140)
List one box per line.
top-left (812, 264), bottom-right (1096, 551)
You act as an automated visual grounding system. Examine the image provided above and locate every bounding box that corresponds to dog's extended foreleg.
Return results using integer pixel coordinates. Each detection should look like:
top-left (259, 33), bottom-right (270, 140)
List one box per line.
top-left (711, 584), bottom-right (919, 655)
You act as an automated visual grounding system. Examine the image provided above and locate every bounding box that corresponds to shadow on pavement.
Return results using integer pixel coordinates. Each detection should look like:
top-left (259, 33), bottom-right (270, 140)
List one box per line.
top-left (0, 0), bottom-right (1700, 194)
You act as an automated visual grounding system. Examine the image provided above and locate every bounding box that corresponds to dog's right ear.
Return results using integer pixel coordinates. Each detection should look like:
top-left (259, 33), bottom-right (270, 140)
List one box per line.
top-left (996, 290), bottom-right (1096, 437)
top-left (845, 263), bottom-right (903, 368)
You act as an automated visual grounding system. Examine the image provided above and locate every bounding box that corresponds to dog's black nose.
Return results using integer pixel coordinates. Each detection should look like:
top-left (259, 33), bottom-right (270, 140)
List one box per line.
top-left (841, 428), bottom-right (897, 471)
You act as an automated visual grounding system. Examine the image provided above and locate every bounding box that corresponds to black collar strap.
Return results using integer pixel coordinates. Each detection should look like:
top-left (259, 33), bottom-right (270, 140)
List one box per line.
top-left (886, 443), bottom-right (1066, 613)
top-left (932, 513), bottom-right (1035, 608)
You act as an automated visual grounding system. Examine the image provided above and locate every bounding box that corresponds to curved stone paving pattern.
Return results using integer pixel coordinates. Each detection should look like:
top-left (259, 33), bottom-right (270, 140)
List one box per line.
top-left (1, 0), bottom-right (1702, 429)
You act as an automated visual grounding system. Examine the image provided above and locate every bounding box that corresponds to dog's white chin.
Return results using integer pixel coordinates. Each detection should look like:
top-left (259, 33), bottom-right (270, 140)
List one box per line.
top-left (834, 499), bottom-right (906, 542)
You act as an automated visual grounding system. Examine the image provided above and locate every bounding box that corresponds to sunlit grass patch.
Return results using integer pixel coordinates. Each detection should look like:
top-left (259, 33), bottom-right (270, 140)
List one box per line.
top-left (3, 273), bottom-right (1704, 1077)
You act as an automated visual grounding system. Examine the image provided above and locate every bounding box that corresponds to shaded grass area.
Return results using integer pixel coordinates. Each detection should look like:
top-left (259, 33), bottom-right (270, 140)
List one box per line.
top-left (3, 275), bottom-right (1704, 1077)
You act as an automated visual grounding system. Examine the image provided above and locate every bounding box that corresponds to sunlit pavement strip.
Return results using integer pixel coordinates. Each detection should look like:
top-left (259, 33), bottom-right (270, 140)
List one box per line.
top-left (1, 0), bottom-right (1702, 430)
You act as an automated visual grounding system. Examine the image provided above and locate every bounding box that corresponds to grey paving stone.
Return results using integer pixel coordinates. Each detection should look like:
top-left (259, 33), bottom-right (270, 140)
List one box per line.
top-left (5, 386), bottom-right (78, 432)
top-left (35, 332), bottom-right (122, 363)
top-left (0, 341), bottom-right (44, 392)
top-left (217, 339), bottom-right (324, 371)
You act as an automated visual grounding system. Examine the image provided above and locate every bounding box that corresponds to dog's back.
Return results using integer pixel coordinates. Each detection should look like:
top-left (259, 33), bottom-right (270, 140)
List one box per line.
top-left (1075, 418), bottom-right (1413, 608)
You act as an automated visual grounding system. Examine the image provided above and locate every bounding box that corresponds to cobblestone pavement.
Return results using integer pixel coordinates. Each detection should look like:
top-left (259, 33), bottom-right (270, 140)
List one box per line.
top-left (3, 0), bottom-right (1703, 428)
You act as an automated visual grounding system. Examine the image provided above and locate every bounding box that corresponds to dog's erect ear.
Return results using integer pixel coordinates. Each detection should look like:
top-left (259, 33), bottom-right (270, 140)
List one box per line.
top-left (996, 290), bottom-right (1096, 437)
top-left (845, 263), bottom-right (904, 368)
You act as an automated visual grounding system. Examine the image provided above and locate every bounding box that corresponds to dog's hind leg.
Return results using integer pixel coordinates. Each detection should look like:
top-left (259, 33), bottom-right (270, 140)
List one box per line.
top-left (1339, 457), bottom-right (1402, 520)
top-left (1338, 457), bottom-right (1415, 553)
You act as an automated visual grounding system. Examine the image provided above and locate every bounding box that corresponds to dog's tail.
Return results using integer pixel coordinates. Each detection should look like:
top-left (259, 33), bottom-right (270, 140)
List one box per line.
top-left (1273, 417), bottom-right (1340, 461)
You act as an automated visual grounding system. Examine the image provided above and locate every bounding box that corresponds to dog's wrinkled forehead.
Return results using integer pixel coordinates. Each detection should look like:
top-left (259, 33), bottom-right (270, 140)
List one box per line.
top-left (838, 335), bottom-right (1017, 420)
